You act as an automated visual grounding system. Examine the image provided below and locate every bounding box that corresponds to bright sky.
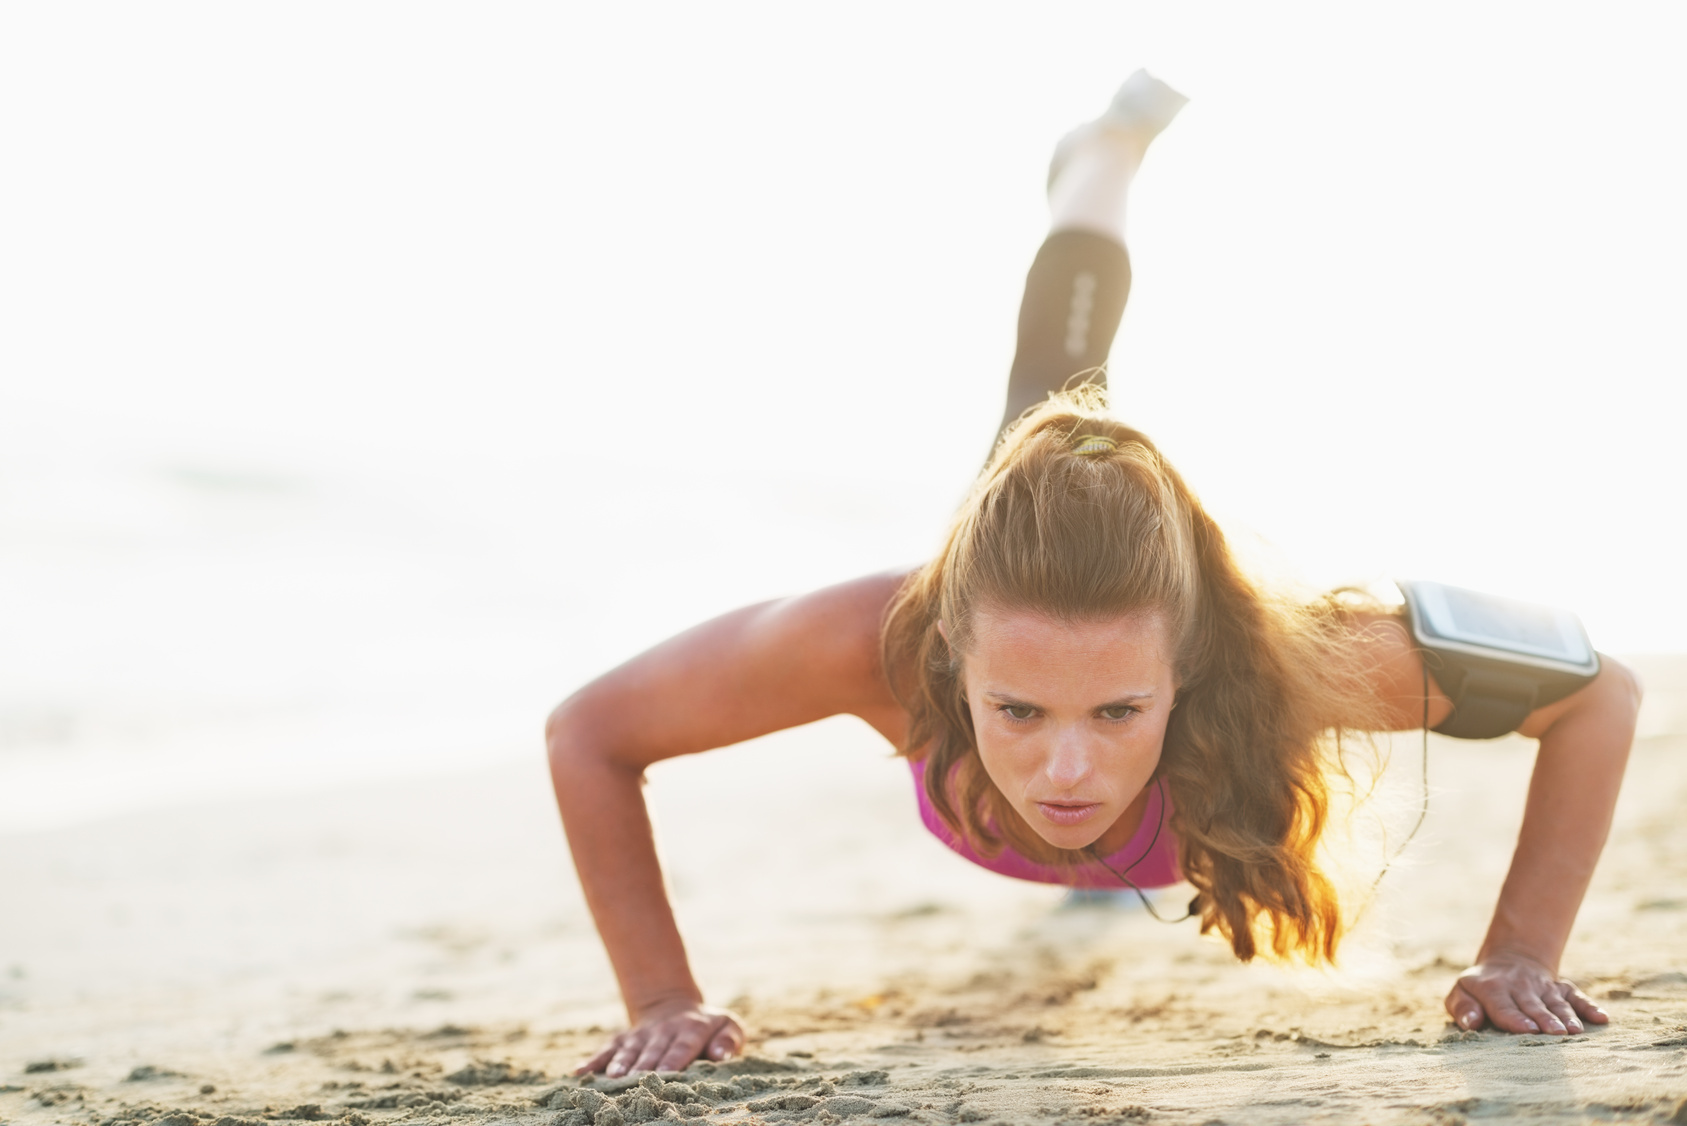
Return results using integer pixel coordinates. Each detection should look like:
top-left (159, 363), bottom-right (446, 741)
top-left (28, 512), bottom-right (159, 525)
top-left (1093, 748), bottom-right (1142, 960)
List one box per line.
top-left (2, 3), bottom-right (1685, 827)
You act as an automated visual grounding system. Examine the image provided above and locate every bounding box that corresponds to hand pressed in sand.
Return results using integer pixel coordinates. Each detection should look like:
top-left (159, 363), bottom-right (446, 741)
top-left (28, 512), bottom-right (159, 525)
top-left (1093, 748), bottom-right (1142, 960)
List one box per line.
top-left (1445, 951), bottom-right (1607, 1036)
top-left (576, 999), bottom-right (744, 1077)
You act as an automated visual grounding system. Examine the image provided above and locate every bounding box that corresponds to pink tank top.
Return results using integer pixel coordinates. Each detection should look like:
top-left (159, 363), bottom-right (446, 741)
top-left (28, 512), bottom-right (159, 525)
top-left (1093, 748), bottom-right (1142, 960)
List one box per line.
top-left (908, 757), bottom-right (1182, 890)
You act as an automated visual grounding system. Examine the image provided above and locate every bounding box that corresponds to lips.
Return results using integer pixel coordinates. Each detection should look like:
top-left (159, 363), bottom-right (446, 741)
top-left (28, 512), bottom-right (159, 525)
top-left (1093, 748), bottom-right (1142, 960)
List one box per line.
top-left (1035, 801), bottom-right (1101, 827)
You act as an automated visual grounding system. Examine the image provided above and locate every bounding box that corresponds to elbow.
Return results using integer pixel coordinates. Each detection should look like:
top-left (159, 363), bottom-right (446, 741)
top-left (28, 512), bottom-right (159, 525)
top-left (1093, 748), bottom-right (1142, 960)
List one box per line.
top-left (1599, 654), bottom-right (1644, 721)
top-left (545, 689), bottom-right (610, 785)
top-left (544, 694), bottom-right (577, 761)
top-left (1566, 655), bottom-right (1644, 752)
top-left (545, 676), bottom-right (645, 798)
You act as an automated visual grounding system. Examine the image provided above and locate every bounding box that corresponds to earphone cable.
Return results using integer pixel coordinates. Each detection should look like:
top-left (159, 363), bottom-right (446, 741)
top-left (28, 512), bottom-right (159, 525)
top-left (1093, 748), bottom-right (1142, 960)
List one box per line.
top-left (1084, 777), bottom-right (1198, 924)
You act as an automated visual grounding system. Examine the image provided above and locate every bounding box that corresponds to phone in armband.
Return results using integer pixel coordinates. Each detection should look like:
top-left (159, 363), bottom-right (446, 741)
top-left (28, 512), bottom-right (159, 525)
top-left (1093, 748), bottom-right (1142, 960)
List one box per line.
top-left (1396, 579), bottom-right (1600, 740)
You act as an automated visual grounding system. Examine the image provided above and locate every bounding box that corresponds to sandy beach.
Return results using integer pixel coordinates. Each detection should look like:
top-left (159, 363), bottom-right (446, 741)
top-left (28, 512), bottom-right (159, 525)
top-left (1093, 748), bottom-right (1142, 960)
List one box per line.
top-left (3, 658), bottom-right (1685, 1126)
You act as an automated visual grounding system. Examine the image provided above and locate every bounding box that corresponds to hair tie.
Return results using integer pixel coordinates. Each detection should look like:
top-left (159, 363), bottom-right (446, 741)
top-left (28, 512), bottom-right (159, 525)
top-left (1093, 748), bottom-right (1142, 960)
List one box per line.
top-left (1071, 434), bottom-right (1119, 456)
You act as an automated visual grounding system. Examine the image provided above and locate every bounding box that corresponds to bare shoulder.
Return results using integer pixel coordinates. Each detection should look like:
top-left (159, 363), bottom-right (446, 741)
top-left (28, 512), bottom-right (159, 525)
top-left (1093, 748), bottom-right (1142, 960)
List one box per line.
top-left (1338, 608), bottom-right (1454, 732)
top-left (769, 568), bottom-right (915, 742)
top-left (749, 568), bottom-right (911, 679)
top-left (550, 569), bottom-right (914, 768)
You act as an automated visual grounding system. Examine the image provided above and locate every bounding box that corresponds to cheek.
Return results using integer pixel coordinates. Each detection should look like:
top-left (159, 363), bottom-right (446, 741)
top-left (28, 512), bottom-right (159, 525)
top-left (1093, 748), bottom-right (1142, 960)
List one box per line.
top-left (1125, 712), bottom-right (1172, 764)
top-left (969, 719), bottom-right (1040, 795)
top-left (1127, 730), bottom-right (1169, 777)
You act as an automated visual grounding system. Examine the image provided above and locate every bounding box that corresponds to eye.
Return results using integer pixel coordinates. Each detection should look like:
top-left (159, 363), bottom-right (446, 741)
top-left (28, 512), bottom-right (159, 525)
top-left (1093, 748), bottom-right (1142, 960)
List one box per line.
top-left (1100, 705), bottom-right (1139, 721)
top-left (1000, 704), bottom-right (1036, 721)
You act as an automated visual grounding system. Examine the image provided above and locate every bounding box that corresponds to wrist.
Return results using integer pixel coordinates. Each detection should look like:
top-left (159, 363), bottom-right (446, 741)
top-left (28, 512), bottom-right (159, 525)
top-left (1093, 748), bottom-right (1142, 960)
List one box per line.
top-left (1475, 939), bottom-right (1558, 974)
top-left (1478, 897), bottom-right (1569, 974)
top-left (630, 988), bottom-right (705, 1024)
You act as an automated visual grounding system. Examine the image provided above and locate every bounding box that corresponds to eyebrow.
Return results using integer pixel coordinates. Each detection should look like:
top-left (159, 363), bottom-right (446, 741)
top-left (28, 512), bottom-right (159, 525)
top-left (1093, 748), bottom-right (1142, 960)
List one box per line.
top-left (982, 691), bottom-right (1156, 708)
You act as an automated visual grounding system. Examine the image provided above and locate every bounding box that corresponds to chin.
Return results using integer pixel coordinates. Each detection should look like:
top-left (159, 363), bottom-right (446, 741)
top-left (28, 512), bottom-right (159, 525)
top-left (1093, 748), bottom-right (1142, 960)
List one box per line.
top-left (1029, 819), bottom-right (1107, 853)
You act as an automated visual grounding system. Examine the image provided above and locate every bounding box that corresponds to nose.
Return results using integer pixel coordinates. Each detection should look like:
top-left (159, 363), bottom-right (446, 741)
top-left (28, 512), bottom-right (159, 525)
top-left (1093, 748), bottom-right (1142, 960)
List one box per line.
top-left (1041, 725), bottom-right (1095, 792)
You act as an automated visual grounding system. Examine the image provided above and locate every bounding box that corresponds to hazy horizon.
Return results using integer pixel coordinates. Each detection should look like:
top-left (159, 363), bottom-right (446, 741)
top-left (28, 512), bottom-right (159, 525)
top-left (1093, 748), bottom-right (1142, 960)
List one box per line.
top-left (3, 3), bottom-right (1684, 832)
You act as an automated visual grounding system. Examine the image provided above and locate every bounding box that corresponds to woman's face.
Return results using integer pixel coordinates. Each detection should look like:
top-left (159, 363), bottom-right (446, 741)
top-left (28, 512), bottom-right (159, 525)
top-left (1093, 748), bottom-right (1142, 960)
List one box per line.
top-left (958, 606), bottom-right (1178, 853)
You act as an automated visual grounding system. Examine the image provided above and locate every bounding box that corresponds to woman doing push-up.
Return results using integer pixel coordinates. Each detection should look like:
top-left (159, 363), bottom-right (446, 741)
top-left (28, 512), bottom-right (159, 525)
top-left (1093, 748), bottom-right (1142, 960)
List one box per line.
top-left (545, 70), bottom-right (1642, 1077)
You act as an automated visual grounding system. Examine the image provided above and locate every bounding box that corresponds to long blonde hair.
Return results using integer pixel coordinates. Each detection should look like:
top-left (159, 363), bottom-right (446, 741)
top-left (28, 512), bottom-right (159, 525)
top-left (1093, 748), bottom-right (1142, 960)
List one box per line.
top-left (881, 389), bottom-right (1386, 963)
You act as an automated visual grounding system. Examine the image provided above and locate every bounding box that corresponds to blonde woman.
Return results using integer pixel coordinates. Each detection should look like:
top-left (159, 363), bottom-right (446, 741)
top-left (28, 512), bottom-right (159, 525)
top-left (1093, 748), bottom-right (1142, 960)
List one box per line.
top-left (546, 71), bottom-right (1641, 1077)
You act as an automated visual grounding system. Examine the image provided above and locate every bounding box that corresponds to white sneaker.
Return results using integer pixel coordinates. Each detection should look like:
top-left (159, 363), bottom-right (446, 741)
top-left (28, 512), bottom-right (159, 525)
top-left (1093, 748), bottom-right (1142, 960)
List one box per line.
top-left (1048, 69), bottom-right (1190, 192)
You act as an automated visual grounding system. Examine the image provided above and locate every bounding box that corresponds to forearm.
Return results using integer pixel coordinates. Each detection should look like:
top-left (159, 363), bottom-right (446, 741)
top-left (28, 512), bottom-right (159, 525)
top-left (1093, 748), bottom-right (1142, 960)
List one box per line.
top-left (548, 724), bottom-right (701, 1021)
top-left (1479, 664), bottom-right (1640, 969)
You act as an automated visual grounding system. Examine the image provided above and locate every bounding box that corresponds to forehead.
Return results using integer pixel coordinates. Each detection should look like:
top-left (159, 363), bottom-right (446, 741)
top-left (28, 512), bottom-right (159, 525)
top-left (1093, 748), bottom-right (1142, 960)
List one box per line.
top-left (965, 606), bottom-right (1175, 689)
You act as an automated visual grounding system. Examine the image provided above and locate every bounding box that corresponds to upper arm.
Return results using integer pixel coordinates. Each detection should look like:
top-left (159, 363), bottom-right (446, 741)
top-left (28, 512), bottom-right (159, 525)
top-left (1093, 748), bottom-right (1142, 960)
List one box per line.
top-left (1342, 610), bottom-right (1641, 739)
top-left (546, 570), bottom-right (912, 770)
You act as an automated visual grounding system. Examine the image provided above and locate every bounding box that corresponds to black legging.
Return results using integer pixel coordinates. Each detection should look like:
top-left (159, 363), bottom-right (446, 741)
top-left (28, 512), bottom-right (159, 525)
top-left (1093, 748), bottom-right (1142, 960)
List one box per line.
top-left (997, 229), bottom-right (1132, 443)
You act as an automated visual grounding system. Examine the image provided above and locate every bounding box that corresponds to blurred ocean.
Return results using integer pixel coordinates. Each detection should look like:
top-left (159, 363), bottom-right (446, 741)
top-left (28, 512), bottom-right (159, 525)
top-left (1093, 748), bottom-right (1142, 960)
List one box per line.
top-left (0, 449), bottom-right (955, 833)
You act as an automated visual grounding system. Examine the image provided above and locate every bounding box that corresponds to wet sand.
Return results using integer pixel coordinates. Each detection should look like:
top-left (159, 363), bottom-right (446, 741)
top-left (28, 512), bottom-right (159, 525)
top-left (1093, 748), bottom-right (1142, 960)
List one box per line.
top-left (3, 657), bottom-right (1686, 1126)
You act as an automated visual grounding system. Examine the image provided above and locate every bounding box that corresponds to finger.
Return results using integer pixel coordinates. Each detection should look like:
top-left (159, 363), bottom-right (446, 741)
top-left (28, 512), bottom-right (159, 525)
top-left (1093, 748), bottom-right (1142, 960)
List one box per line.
top-left (1516, 993), bottom-right (1566, 1036)
top-left (657, 1026), bottom-right (710, 1073)
top-left (576, 1042), bottom-right (618, 1075)
top-left (607, 1032), bottom-right (648, 1078)
top-left (1564, 984), bottom-right (1609, 1025)
top-left (1444, 984), bottom-right (1487, 1032)
top-left (1479, 990), bottom-right (1539, 1034)
top-left (631, 1028), bottom-right (676, 1074)
top-left (707, 1020), bottom-right (744, 1061)
top-left (1541, 984), bottom-right (1583, 1035)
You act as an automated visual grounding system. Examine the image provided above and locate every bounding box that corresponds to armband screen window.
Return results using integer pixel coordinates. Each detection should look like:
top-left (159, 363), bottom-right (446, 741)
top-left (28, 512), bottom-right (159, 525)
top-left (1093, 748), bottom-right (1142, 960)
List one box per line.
top-left (1408, 581), bottom-right (1597, 673)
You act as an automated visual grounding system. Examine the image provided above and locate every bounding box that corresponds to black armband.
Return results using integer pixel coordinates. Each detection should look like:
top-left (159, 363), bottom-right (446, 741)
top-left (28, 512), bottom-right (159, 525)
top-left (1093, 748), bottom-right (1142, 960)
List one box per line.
top-left (1397, 580), bottom-right (1600, 740)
